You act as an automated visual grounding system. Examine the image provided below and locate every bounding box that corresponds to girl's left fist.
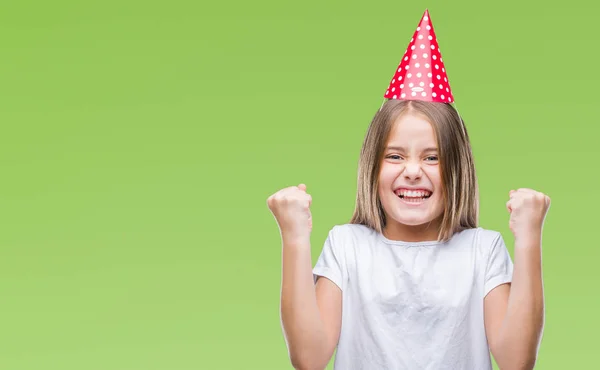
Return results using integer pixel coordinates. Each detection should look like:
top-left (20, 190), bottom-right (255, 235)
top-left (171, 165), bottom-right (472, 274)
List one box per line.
top-left (506, 188), bottom-right (551, 242)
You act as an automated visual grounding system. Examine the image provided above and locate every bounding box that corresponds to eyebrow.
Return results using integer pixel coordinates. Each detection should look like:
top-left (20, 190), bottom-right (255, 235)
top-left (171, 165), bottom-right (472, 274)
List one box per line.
top-left (385, 146), bottom-right (438, 152)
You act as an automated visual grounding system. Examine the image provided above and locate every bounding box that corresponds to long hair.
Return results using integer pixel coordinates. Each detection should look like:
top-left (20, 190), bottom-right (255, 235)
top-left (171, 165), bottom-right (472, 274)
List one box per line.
top-left (349, 99), bottom-right (478, 242)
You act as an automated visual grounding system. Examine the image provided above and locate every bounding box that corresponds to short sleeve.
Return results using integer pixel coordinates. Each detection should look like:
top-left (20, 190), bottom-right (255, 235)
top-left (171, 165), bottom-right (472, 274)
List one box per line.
top-left (484, 232), bottom-right (514, 297)
top-left (312, 226), bottom-right (347, 292)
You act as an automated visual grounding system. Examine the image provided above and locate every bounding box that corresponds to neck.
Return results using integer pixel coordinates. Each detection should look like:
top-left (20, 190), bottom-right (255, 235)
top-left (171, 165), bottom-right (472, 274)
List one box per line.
top-left (383, 219), bottom-right (442, 242)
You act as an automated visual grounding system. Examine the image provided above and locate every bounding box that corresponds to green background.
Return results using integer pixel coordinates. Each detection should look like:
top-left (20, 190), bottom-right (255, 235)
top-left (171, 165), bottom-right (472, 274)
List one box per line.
top-left (0, 0), bottom-right (597, 369)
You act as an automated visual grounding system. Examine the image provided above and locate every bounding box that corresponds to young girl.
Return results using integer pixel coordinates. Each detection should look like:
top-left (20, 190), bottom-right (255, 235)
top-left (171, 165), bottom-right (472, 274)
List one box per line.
top-left (267, 9), bottom-right (550, 370)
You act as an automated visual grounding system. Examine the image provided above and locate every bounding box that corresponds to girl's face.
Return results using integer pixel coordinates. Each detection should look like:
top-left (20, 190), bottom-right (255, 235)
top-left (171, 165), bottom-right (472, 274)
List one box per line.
top-left (378, 112), bottom-right (445, 241)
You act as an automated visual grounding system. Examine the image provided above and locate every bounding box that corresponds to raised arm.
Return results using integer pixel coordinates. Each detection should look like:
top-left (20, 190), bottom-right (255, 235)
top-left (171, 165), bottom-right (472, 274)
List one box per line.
top-left (280, 239), bottom-right (342, 370)
top-left (484, 188), bottom-right (549, 369)
top-left (268, 184), bottom-right (343, 370)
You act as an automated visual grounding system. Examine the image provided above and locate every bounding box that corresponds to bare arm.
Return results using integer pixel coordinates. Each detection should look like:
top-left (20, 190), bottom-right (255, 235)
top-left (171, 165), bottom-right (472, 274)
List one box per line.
top-left (485, 236), bottom-right (544, 370)
top-left (280, 237), bottom-right (342, 370)
top-left (267, 184), bottom-right (343, 369)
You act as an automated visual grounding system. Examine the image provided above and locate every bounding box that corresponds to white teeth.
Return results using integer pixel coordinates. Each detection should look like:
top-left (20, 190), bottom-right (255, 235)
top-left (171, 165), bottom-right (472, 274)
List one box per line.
top-left (396, 189), bottom-right (431, 197)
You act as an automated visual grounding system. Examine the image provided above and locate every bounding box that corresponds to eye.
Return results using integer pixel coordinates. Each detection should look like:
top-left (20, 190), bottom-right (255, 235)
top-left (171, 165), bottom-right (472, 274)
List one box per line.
top-left (387, 155), bottom-right (404, 160)
top-left (425, 155), bottom-right (439, 162)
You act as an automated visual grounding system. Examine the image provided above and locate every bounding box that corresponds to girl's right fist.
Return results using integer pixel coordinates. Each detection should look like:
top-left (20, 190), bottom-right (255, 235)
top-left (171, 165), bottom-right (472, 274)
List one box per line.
top-left (267, 183), bottom-right (312, 243)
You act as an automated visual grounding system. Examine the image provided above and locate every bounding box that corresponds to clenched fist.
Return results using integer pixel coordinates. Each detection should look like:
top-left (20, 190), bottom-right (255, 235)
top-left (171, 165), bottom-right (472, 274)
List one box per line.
top-left (267, 183), bottom-right (313, 245)
top-left (506, 188), bottom-right (551, 244)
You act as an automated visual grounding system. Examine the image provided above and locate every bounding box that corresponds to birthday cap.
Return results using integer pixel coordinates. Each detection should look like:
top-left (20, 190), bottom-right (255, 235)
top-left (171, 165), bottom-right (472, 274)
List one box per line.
top-left (383, 9), bottom-right (454, 103)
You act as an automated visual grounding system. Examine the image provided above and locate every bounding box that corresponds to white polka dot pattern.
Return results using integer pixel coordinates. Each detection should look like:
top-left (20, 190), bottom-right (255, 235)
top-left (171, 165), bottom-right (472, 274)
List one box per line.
top-left (383, 10), bottom-right (454, 103)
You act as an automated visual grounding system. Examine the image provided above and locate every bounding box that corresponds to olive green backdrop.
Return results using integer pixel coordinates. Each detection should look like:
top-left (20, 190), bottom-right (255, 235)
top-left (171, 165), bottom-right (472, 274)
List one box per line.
top-left (0, 0), bottom-right (597, 369)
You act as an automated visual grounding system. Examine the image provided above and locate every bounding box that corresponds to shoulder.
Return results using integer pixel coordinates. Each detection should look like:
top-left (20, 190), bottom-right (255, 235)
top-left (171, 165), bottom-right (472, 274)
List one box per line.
top-left (449, 228), bottom-right (513, 277)
top-left (477, 227), bottom-right (505, 245)
top-left (321, 223), bottom-right (377, 254)
top-left (328, 222), bottom-right (377, 242)
top-left (449, 227), bottom-right (506, 254)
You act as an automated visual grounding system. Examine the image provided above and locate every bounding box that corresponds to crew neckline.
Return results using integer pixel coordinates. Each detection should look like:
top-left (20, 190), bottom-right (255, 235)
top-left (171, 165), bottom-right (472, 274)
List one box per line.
top-left (377, 231), bottom-right (445, 247)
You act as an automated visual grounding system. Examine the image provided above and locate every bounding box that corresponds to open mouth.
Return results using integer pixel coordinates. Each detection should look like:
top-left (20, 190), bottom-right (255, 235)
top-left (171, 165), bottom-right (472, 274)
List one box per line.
top-left (395, 189), bottom-right (432, 203)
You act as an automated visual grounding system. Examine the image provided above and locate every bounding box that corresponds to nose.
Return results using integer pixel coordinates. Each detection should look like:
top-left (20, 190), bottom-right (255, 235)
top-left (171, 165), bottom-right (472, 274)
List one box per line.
top-left (403, 160), bottom-right (422, 180)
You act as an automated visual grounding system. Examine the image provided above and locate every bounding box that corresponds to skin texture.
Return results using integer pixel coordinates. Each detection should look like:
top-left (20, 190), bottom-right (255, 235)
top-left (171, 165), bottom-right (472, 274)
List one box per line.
top-left (378, 112), bottom-right (444, 242)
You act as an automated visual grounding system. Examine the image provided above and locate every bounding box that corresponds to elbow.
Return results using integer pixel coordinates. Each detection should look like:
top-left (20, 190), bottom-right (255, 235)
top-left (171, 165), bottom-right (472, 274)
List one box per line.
top-left (516, 357), bottom-right (537, 370)
top-left (289, 351), bottom-right (327, 370)
top-left (522, 354), bottom-right (538, 370)
top-left (493, 341), bottom-right (539, 370)
top-left (289, 353), bottom-right (307, 370)
top-left (518, 334), bottom-right (543, 369)
top-left (498, 354), bottom-right (538, 370)
top-left (290, 359), bottom-right (320, 370)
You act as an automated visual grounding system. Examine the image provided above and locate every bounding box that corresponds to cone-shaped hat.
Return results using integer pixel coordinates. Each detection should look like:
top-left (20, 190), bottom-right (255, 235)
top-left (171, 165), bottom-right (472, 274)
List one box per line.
top-left (383, 9), bottom-right (454, 103)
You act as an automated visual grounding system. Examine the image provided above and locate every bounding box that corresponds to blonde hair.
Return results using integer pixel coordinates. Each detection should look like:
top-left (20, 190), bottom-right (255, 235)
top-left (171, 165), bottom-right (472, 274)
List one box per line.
top-left (349, 99), bottom-right (478, 242)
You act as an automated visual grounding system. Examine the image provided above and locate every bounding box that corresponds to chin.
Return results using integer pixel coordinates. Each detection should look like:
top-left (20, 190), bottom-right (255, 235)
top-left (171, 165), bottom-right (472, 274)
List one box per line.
top-left (383, 201), bottom-right (443, 228)
top-left (390, 214), bottom-right (436, 227)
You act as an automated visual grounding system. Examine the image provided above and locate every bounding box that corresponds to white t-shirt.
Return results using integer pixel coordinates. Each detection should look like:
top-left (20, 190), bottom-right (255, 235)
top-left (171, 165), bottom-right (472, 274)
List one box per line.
top-left (312, 223), bottom-right (514, 370)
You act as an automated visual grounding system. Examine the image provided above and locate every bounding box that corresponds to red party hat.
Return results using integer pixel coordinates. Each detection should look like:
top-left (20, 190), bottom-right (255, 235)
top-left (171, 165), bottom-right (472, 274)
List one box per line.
top-left (383, 9), bottom-right (454, 103)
